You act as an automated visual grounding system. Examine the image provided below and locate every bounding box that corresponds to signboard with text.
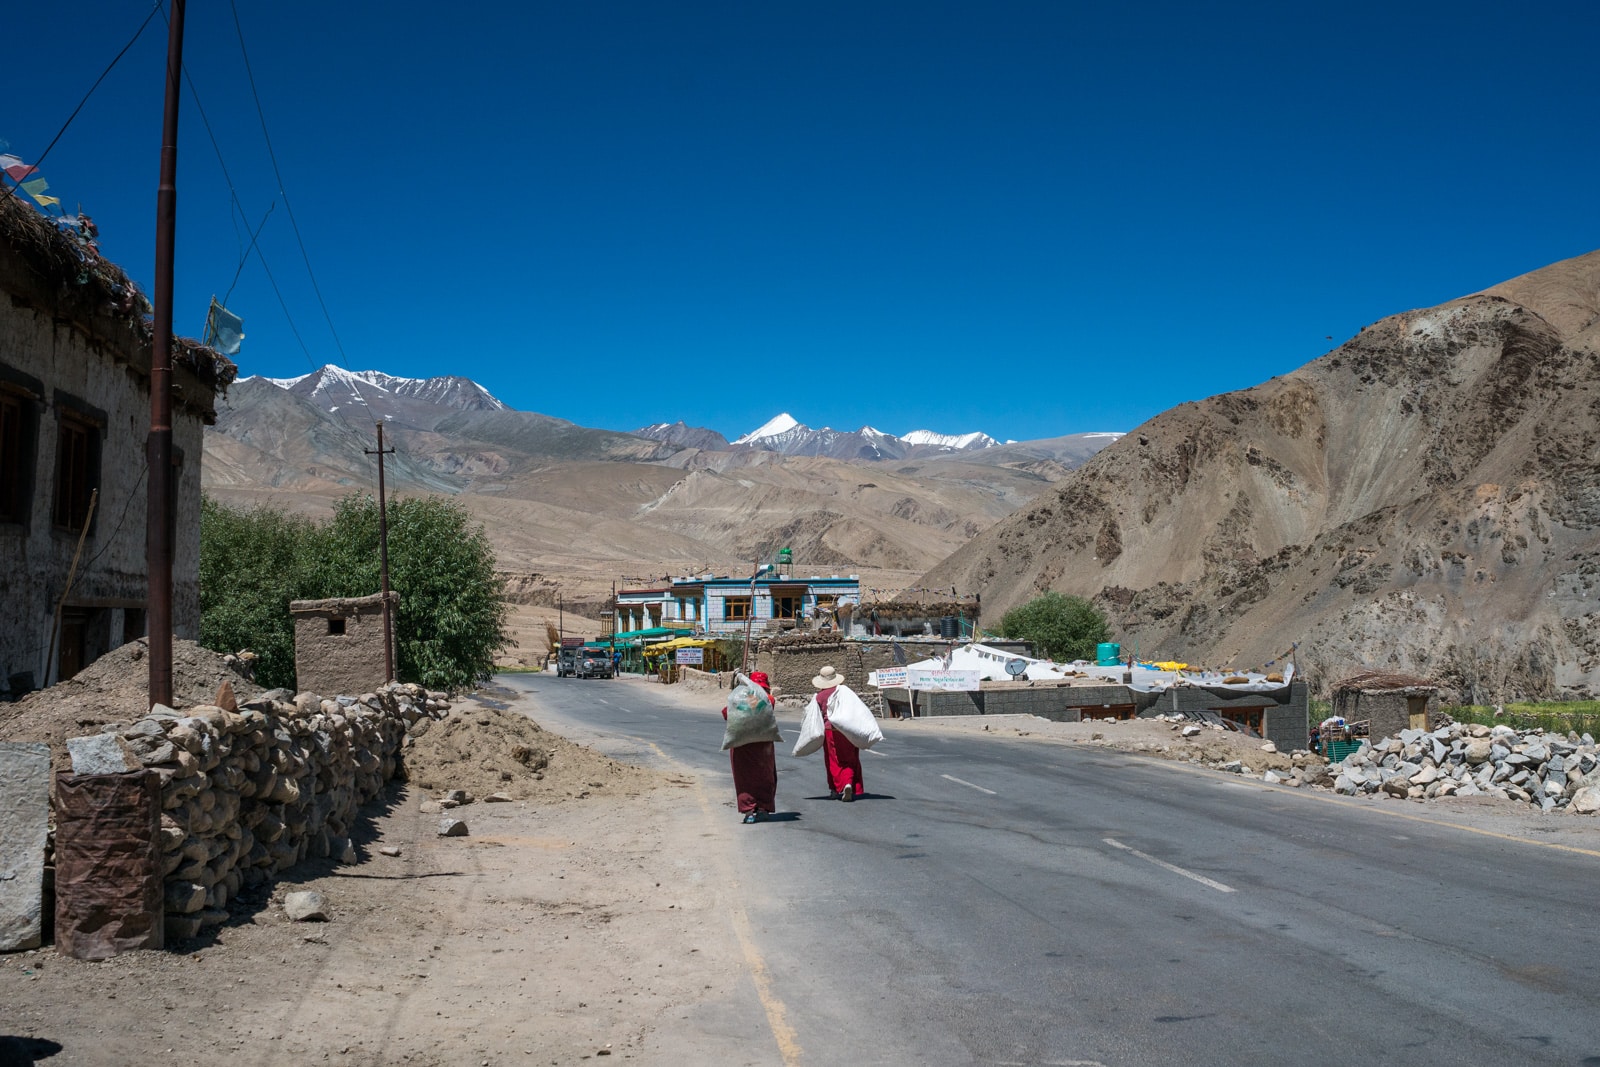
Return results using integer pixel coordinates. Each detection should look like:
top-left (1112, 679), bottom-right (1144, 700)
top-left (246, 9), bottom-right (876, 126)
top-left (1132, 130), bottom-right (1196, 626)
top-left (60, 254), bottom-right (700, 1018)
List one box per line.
top-left (870, 667), bottom-right (908, 688)
top-left (906, 668), bottom-right (981, 692)
top-left (675, 648), bottom-right (704, 665)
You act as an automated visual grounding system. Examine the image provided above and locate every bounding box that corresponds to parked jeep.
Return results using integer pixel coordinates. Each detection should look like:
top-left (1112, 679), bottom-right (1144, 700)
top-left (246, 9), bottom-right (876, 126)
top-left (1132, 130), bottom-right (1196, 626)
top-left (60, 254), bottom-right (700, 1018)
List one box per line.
top-left (575, 649), bottom-right (613, 679)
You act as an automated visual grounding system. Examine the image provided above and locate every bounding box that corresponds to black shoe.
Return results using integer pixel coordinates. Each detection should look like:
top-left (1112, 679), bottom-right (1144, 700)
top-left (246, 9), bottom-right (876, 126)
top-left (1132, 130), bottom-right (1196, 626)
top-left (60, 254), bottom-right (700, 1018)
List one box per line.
top-left (743, 813), bottom-right (758, 824)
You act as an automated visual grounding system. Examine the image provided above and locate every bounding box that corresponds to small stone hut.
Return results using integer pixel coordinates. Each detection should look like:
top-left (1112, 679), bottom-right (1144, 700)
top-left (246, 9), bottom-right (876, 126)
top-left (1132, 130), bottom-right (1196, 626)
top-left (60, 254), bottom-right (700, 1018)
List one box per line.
top-left (289, 592), bottom-right (397, 697)
top-left (1331, 671), bottom-right (1442, 739)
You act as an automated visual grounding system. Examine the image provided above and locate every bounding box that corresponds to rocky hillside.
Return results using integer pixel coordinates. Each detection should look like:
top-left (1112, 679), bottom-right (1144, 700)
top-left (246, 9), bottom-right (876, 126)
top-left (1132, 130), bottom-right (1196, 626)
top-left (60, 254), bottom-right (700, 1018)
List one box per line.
top-left (923, 251), bottom-right (1600, 701)
top-left (203, 377), bottom-right (1111, 606)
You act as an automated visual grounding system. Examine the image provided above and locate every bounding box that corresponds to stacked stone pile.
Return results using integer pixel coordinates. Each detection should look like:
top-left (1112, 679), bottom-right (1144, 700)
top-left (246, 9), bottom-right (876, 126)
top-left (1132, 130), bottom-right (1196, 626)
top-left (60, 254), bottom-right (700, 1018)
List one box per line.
top-left (1319, 722), bottom-right (1600, 812)
top-left (1197, 721), bottom-right (1600, 814)
top-left (106, 681), bottom-right (449, 938)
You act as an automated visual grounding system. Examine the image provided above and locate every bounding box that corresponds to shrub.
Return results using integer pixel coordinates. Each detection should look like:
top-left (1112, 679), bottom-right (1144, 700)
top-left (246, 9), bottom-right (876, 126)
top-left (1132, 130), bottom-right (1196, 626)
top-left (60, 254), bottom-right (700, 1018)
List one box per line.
top-left (996, 592), bottom-right (1110, 662)
top-left (320, 495), bottom-right (510, 690)
top-left (198, 496), bottom-right (329, 690)
top-left (199, 493), bottom-right (510, 692)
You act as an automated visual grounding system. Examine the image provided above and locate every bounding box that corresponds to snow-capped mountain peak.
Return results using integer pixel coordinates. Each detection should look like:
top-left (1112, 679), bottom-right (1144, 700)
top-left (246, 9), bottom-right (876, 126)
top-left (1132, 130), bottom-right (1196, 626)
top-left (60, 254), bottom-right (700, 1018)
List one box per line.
top-left (247, 365), bottom-right (509, 420)
top-left (901, 429), bottom-right (1000, 451)
top-left (733, 412), bottom-right (802, 445)
top-left (723, 415), bottom-right (1013, 460)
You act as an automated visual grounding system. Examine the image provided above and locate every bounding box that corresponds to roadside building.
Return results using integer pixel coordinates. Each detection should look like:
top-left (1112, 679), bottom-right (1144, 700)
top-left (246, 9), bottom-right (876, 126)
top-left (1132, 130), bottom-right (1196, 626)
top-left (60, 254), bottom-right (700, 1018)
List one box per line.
top-left (0, 194), bottom-right (235, 696)
top-left (1331, 672), bottom-right (1442, 738)
top-left (617, 573), bottom-right (862, 636)
top-left (289, 592), bottom-right (397, 698)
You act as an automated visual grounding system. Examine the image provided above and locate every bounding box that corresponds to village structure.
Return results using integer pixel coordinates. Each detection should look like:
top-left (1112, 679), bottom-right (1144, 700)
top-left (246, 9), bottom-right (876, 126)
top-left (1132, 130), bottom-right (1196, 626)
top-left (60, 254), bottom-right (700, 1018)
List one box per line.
top-left (0, 192), bottom-right (234, 699)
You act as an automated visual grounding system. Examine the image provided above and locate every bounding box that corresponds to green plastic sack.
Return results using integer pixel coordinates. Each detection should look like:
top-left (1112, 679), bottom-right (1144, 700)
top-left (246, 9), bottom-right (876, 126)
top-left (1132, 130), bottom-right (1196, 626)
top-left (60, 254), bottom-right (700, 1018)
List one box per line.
top-left (722, 675), bottom-right (781, 751)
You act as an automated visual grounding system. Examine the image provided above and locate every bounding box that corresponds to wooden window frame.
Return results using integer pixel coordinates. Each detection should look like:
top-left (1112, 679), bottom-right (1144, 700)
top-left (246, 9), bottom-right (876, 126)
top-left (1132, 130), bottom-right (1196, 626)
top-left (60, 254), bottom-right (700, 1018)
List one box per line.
top-left (52, 409), bottom-right (100, 533)
top-left (723, 596), bottom-right (751, 621)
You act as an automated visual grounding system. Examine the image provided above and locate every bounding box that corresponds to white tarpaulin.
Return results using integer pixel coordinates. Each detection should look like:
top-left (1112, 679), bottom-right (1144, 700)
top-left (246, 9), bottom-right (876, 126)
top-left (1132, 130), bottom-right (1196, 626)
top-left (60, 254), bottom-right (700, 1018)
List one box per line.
top-left (904, 643), bottom-right (1296, 693)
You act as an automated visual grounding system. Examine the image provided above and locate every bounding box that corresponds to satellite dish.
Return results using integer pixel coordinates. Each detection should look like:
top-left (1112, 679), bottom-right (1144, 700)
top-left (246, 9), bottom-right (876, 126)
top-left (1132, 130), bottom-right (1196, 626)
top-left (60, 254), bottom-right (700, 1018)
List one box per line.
top-left (1005, 658), bottom-right (1028, 678)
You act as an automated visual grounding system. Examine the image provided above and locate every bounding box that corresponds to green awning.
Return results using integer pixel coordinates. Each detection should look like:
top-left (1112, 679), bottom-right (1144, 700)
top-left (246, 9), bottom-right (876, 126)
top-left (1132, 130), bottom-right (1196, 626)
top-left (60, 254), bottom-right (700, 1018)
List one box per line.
top-left (611, 626), bottom-right (681, 641)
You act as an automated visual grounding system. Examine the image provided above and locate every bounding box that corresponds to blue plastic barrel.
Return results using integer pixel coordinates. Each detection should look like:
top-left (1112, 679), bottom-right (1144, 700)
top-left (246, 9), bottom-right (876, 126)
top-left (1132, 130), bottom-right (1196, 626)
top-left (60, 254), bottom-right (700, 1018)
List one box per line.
top-left (1096, 642), bottom-right (1121, 666)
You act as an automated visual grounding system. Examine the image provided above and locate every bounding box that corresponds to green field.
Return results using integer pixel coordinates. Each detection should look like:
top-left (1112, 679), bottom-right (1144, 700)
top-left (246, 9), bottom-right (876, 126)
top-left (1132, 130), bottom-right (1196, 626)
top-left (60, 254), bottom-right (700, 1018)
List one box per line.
top-left (1443, 701), bottom-right (1600, 737)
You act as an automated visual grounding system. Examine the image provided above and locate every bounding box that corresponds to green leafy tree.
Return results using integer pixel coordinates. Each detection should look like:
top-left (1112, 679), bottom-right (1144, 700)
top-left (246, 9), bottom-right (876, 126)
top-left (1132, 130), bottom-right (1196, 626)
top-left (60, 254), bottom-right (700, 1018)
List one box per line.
top-left (321, 494), bottom-right (510, 690)
top-left (996, 592), bottom-right (1110, 662)
top-left (197, 496), bottom-right (330, 690)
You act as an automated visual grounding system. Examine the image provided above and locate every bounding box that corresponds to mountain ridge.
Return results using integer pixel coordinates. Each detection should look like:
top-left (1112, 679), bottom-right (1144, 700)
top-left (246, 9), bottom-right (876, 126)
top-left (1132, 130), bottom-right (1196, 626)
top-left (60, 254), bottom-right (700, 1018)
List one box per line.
top-left (922, 248), bottom-right (1600, 701)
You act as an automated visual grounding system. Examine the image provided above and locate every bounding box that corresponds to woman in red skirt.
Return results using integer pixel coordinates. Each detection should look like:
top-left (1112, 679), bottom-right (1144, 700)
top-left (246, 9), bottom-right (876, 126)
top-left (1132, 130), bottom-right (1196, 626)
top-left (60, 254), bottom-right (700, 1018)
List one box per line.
top-left (723, 671), bottom-right (778, 823)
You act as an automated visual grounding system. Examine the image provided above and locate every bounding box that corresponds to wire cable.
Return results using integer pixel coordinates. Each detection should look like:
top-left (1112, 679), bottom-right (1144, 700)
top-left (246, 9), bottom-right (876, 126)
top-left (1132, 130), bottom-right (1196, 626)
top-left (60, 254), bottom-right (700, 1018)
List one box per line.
top-left (227, 0), bottom-right (381, 431)
top-left (1, 1), bottom-right (163, 207)
top-left (172, 11), bottom-right (383, 459)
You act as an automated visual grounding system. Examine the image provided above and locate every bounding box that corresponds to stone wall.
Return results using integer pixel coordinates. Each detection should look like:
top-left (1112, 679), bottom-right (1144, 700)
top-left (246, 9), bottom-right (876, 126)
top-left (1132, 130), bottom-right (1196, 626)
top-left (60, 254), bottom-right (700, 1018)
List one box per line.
top-left (754, 641), bottom-right (908, 714)
top-left (108, 681), bottom-right (443, 939)
top-left (0, 742), bottom-right (50, 950)
top-left (1333, 688), bottom-right (1443, 739)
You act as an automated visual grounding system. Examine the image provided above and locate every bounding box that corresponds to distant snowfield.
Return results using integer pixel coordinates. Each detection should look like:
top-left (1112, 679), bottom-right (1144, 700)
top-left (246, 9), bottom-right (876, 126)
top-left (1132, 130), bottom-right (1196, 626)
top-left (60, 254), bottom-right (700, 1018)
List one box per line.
top-left (732, 412), bottom-right (801, 444)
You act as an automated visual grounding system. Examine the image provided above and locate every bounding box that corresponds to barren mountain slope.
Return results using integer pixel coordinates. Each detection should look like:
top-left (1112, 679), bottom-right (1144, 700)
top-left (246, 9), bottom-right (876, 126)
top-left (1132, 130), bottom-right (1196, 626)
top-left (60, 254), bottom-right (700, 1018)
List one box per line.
top-left (924, 250), bottom-right (1600, 700)
top-left (203, 382), bottom-right (1101, 611)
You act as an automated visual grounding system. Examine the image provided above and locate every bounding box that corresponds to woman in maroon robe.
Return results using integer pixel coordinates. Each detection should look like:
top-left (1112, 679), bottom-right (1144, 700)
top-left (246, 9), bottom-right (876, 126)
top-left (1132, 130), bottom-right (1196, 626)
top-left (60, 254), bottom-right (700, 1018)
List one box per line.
top-left (813, 666), bottom-right (864, 801)
top-left (723, 671), bottom-right (778, 823)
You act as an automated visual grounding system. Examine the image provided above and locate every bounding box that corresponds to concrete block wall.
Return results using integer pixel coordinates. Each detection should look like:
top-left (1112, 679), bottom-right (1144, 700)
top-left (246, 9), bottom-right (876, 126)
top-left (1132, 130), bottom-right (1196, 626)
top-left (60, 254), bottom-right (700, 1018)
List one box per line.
top-left (1158, 681), bottom-right (1310, 752)
top-left (883, 685), bottom-right (1109, 721)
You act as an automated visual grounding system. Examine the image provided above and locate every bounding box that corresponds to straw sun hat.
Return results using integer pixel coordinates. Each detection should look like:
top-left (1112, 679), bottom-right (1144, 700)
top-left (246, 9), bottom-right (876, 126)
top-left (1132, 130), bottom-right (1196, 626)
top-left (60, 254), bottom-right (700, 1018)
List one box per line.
top-left (812, 666), bottom-right (844, 689)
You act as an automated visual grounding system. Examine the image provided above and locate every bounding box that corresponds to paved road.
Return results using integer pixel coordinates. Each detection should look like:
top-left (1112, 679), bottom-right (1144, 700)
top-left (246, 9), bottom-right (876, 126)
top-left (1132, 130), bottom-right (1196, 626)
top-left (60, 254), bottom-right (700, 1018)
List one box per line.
top-left (501, 672), bottom-right (1600, 1067)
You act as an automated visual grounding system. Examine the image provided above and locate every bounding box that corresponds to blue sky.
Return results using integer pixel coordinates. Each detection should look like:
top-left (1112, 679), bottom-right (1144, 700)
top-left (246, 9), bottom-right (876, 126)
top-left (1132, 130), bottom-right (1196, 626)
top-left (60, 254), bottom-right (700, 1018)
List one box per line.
top-left (6, 1), bottom-right (1598, 444)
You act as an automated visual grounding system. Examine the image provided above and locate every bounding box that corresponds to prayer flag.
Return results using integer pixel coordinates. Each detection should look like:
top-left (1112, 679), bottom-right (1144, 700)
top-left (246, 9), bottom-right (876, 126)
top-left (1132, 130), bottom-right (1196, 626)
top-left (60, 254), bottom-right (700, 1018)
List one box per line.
top-left (20, 178), bottom-right (58, 207)
top-left (0, 153), bottom-right (37, 181)
top-left (205, 298), bottom-right (244, 355)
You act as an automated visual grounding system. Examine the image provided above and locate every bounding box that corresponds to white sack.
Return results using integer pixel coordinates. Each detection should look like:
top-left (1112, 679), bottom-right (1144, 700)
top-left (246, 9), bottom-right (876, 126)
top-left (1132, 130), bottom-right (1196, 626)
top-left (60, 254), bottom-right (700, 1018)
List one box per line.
top-left (792, 699), bottom-right (826, 757)
top-left (824, 685), bottom-right (883, 749)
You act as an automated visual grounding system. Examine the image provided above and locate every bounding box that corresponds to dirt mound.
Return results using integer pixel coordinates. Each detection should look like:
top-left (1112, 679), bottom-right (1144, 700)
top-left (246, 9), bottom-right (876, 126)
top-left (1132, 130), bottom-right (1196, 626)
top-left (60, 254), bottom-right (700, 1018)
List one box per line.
top-left (402, 696), bottom-right (664, 802)
top-left (0, 638), bottom-right (262, 773)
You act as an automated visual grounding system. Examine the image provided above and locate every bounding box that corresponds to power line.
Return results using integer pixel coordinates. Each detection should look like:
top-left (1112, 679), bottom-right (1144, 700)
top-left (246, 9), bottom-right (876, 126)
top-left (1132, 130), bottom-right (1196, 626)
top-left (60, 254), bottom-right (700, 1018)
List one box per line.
top-left (1, 1), bottom-right (163, 206)
top-left (170, 7), bottom-right (382, 459)
top-left (226, 0), bottom-right (381, 431)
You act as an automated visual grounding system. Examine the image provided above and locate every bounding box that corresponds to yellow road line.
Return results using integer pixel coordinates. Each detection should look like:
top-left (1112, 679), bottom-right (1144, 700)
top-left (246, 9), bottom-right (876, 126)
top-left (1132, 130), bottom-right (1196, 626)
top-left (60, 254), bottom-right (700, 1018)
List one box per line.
top-left (647, 741), bottom-right (804, 1065)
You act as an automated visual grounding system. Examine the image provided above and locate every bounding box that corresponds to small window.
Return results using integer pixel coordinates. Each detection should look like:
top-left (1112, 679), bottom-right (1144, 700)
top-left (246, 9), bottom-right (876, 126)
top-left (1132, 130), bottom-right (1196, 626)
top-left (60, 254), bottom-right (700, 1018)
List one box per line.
top-left (52, 411), bottom-right (99, 532)
top-left (328, 617), bottom-right (346, 635)
top-left (723, 596), bottom-right (751, 621)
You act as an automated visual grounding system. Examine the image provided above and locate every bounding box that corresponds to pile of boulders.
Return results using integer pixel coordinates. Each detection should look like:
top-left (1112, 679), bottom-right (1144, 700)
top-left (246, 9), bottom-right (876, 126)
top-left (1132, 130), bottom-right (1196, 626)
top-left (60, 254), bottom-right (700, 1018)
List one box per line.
top-left (1318, 723), bottom-right (1600, 812)
top-left (101, 681), bottom-right (449, 938)
top-left (1213, 722), bottom-right (1600, 814)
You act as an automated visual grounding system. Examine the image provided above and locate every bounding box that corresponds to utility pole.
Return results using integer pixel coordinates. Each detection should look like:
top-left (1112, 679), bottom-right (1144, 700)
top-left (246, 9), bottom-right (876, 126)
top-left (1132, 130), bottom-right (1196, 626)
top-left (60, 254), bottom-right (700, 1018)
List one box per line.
top-left (365, 423), bottom-right (396, 682)
top-left (147, 0), bottom-right (187, 711)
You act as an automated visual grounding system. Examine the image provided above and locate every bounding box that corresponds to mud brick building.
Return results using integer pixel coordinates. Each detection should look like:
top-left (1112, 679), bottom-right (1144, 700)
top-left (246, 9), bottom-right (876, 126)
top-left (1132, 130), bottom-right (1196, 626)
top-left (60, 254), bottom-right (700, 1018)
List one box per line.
top-left (0, 195), bottom-right (234, 696)
top-left (290, 592), bottom-right (397, 697)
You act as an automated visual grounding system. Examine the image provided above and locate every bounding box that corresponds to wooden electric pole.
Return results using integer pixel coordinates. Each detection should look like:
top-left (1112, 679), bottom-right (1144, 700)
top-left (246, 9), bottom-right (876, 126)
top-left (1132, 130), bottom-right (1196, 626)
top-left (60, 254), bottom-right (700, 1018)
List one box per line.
top-left (366, 423), bottom-right (396, 682)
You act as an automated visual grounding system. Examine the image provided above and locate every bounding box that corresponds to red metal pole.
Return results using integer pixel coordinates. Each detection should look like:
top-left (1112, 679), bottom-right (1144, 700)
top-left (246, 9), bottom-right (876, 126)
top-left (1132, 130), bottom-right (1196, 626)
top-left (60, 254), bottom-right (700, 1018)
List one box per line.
top-left (147, 0), bottom-right (186, 711)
